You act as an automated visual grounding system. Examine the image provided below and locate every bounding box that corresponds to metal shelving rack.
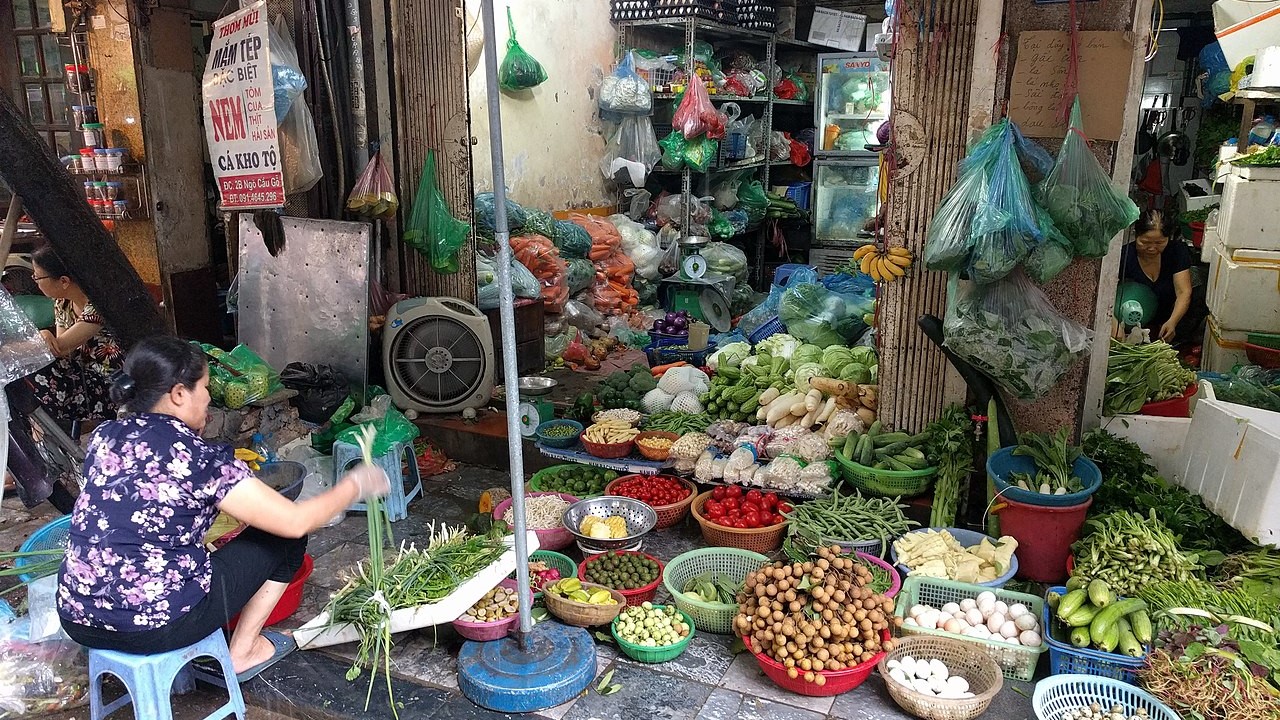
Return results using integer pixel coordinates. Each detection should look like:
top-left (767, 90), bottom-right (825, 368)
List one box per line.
top-left (615, 17), bottom-right (821, 287)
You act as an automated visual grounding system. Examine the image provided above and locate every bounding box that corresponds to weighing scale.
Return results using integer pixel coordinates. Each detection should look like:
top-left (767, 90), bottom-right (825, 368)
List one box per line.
top-left (498, 376), bottom-right (557, 437)
top-left (461, 2), bottom-right (595, 711)
top-left (657, 235), bottom-right (735, 332)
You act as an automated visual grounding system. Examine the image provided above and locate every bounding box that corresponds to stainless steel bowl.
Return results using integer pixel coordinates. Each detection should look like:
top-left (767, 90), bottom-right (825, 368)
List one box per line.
top-left (502, 376), bottom-right (557, 398)
top-left (564, 496), bottom-right (657, 552)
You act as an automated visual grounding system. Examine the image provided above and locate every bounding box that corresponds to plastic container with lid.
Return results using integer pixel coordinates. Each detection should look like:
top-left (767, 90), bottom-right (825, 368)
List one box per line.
top-left (81, 123), bottom-right (105, 148)
top-left (79, 148), bottom-right (97, 171)
top-left (104, 182), bottom-right (122, 201)
top-left (64, 64), bottom-right (90, 94)
top-left (113, 200), bottom-right (128, 218)
top-left (91, 181), bottom-right (108, 201)
top-left (82, 181), bottom-right (95, 201)
top-left (105, 148), bottom-right (126, 170)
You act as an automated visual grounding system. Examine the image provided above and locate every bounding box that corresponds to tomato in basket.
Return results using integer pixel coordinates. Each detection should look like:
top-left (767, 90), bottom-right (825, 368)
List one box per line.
top-left (611, 475), bottom-right (691, 508)
top-left (704, 487), bottom-right (786, 529)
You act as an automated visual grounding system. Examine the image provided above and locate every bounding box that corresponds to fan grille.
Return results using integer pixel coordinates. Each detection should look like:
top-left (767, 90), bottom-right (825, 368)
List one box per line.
top-left (389, 314), bottom-right (489, 410)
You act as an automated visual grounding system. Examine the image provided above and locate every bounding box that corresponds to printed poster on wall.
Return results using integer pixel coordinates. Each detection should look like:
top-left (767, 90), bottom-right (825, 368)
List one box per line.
top-left (202, 1), bottom-right (285, 209)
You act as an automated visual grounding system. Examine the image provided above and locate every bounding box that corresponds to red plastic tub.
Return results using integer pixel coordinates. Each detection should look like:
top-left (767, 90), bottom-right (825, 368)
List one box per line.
top-left (994, 497), bottom-right (1092, 583)
top-left (227, 553), bottom-right (313, 630)
top-left (577, 551), bottom-right (664, 607)
top-left (748, 629), bottom-right (890, 697)
top-left (1189, 221), bottom-right (1205, 248)
top-left (1138, 383), bottom-right (1197, 418)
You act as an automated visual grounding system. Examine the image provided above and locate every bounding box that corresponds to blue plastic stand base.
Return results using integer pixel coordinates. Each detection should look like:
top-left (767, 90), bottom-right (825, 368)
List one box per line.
top-left (457, 622), bottom-right (596, 713)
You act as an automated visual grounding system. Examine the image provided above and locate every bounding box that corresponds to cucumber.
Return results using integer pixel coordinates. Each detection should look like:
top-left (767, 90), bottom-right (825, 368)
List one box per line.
top-left (1065, 575), bottom-right (1086, 592)
top-left (842, 433), bottom-right (858, 459)
top-left (885, 456), bottom-right (914, 472)
top-left (1117, 628), bottom-right (1144, 657)
top-left (1088, 579), bottom-right (1114, 608)
top-left (859, 435), bottom-right (875, 465)
top-left (1056, 589), bottom-right (1088, 620)
top-left (1070, 626), bottom-right (1091, 648)
top-left (1090, 598), bottom-right (1147, 648)
top-left (874, 441), bottom-right (910, 456)
top-left (1063, 604), bottom-right (1100, 628)
top-left (872, 432), bottom-right (911, 447)
top-left (1128, 610), bottom-right (1153, 645)
top-left (895, 453), bottom-right (929, 470)
top-left (1096, 623), bottom-right (1121, 653)
top-left (899, 447), bottom-right (927, 461)
top-left (830, 435), bottom-right (850, 451)
top-left (867, 420), bottom-right (883, 438)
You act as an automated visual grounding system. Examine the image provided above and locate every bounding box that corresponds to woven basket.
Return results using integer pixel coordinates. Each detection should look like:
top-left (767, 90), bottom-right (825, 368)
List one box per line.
top-left (578, 551), bottom-right (665, 607)
top-left (689, 491), bottom-right (786, 553)
top-left (633, 431), bottom-right (679, 461)
top-left (605, 475), bottom-right (697, 529)
top-left (878, 636), bottom-right (1003, 720)
top-left (542, 582), bottom-right (627, 627)
top-left (662, 547), bottom-right (769, 634)
top-left (833, 451), bottom-right (936, 498)
top-left (580, 435), bottom-right (635, 459)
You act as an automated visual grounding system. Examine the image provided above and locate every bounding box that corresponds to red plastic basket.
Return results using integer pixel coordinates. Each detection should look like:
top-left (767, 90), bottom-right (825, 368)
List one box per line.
top-left (1138, 383), bottom-right (1197, 418)
top-left (604, 475), bottom-right (696, 529)
top-left (577, 550), bottom-right (664, 607)
top-left (580, 435), bottom-right (636, 459)
top-left (227, 554), bottom-right (312, 630)
top-left (1245, 342), bottom-right (1280, 370)
top-left (492, 492), bottom-right (579, 551)
top-left (451, 579), bottom-right (521, 641)
top-left (748, 629), bottom-right (890, 697)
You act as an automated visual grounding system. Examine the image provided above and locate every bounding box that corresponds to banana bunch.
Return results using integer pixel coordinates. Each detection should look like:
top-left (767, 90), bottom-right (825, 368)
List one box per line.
top-left (853, 244), bottom-right (913, 282)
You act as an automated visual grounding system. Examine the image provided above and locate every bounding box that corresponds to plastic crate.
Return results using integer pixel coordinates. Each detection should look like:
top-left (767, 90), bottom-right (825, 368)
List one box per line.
top-left (1042, 586), bottom-right (1145, 684)
top-left (747, 316), bottom-right (784, 345)
top-left (1249, 331), bottom-right (1280, 351)
top-left (16, 515), bottom-right (72, 583)
top-left (893, 576), bottom-right (1046, 681)
top-left (643, 338), bottom-right (715, 367)
top-left (662, 547), bottom-right (769, 633)
top-left (1033, 674), bottom-right (1180, 720)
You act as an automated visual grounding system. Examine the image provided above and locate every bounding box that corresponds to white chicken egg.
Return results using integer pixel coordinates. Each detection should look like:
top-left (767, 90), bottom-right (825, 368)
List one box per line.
top-left (887, 659), bottom-right (900, 671)
top-left (1000, 621), bottom-right (1020, 639)
top-left (941, 602), bottom-right (961, 615)
top-left (965, 608), bottom-right (984, 626)
top-left (970, 625), bottom-right (992, 639)
top-left (921, 610), bottom-right (940, 630)
top-left (889, 667), bottom-right (908, 685)
top-left (903, 616), bottom-right (918, 627)
top-left (994, 600), bottom-right (1009, 616)
top-left (911, 678), bottom-right (934, 695)
top-left (928, 659), bottom-right (949, 680)
top-left (953, 610), bottom-right (968, 621)
top-left (976, 591), bottom-right (997, 606)
top-left (900, 656), bottom-right (916, 672)
top-left (909, 604), bottom-right (928, 619)
top-left (928, 675), bottom-right (948, 694)
top-left (986, 612), bottom-right (1006, 633)
top-left (1019, 630), bottom-right (1042, 647)
top-left (947, 676), bottom-right (970, 693)
top-left (1015, 613), bottom-right (1038, 631)
top-left (1008, 603), bottom-right (1029, 619)
top-left (914, 662), bottom-right (933, 680)
top-left (942, 618), bottom-right (963, 634)
top-left (959, 598), bottom-right (977, 612)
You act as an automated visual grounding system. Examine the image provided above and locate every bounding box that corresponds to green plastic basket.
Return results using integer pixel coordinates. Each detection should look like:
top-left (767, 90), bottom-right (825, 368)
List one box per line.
top-left (1247, 331), bottom-right (1280, 351)
top-left (832, 452), bottom-right (936, 497)
top-left (528, 464), bottom-right (615, 498)
top-left (893, 576), bottom-right (1046, 682)
top-left (611, 605), bottom-right (696, 663)
top-left (662, 548), bottom-right (769, 634)
top-left (513, 550), bottom-right (577, 601)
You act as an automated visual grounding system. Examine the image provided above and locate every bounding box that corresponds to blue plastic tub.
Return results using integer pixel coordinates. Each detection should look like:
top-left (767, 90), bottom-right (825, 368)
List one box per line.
top-left (644, 338), bottom-right (715, 367)
top-left (535, 419), bottom-right (584, 449)
top-left (888, 527), bottom-right (1019, 588)
top-left (987, 448), bottom-right (1102, 507)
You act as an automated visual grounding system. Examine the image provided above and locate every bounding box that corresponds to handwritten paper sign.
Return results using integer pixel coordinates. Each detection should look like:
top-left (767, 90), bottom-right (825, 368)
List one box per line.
top-left (1007, 31), bottom-right (1133, 142)
top-left (202, 1), bottom-right (285, 209)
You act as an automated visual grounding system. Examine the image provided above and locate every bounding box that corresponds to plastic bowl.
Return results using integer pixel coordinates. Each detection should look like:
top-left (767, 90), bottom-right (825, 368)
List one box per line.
top-left (987, 448), bottom-right (1102, 507)
top-left (492, 492), bottom-right (579, 552)
top-left (578, 550), bottom-right (664, 607)
top-left (855, 551), bottom-right (902, 599)
top-left (452, 579), bottom-right (521, 641)
top-left (889, 527), bottom-right (1018, 588)
top-left (535, 419), bottom-right (584, 449)
top-left (611, 605), bottom-right (696, 663)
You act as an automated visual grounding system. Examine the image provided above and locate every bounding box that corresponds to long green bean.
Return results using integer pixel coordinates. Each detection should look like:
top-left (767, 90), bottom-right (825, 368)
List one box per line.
top-left (783, 487), bottom-right (917, 545)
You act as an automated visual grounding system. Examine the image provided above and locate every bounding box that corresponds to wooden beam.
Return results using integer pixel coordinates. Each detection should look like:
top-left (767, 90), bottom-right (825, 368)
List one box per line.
top-left (0, 89), bottom-right (165, 347)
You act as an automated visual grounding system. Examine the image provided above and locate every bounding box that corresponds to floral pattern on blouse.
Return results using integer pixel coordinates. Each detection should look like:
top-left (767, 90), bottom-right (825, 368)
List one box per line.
top-left (57, 413), bottom-right (253, 631)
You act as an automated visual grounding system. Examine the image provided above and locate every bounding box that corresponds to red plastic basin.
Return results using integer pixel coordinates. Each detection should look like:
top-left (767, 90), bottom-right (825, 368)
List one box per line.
top-left (227, 553), bottom-right (313, 631)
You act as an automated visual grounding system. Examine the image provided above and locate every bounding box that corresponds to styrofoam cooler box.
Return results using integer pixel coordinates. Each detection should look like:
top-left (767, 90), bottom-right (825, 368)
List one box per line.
top-left (1202, 315), bottom-right (1251, 373)
top-left (1218, 173), bottom-right (1280, 251)
top-left (1179, 179), bottom-right (1220, 214)
top-left (1206, 242), bottom-right (1280, 333)
top-left (1175, 398), bottom-right (1280, 547)
top-left (1200, 222), bottom-right (1218, 263)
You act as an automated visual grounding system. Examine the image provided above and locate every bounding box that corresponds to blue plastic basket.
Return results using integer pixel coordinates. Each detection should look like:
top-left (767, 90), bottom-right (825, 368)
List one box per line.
top-left (1042, 586), bottom-right (1146, 684)
top-left (535, 419), bottom-right (584, 449)
top-left (643, 338), bottom-right (715, 367)
top-left (1033, 674), bottom-right (1181, 720)
top-left (988, 448), bottom-right (1103, 507)
top-left (17, 514), bottom-right (72, 583)
top-left (747, 316), bottom-right (784, 345)
top-left (888, 527), bottom-right (1018, 587)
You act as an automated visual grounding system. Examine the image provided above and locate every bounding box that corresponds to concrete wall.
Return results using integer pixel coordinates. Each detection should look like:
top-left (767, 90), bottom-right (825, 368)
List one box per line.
top-left (464, 0), bottom-right (616, 211)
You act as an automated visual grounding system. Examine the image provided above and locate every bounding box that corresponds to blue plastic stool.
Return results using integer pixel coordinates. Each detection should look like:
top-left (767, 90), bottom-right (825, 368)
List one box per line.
top-left (88, 629), bottom-right (246, 720)
top-left (333, 439), bottom-right (423, 522)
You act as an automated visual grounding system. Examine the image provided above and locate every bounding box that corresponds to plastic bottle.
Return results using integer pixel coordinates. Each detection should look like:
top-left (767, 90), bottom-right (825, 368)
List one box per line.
top-left (252, 433), bottom-right (276, 463)
top-left (824, 124), bottom-right (842, 151)
top-left (1248, 114), bottom-right (1276, 147)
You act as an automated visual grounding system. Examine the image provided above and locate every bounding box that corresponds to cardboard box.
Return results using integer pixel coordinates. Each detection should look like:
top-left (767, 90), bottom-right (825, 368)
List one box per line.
top-left (807, 7), bottom-right (867, 51)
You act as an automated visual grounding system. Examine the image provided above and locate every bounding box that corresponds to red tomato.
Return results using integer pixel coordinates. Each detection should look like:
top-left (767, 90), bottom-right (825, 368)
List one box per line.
top-left (777, 501), bottom-right (793, 514)
top-left (725, 485), bottom-right (743, 499)
top-left (712, 486), bottom-right (728, 501)
top-left (742, 501), bottom-right (761, 514)
top-left (732, 518), bottom-right (748, 529)
top-left (745, 489), bottom-right (763, 506)
top-left (742, 511), bottom-right (761, 528)
top-left (770, 513), bottom-right (786, 526)
top-left (704, 499), bottom-right (721, 516)
top-left (763, 492), bottom-right (779, 509)
top-left (722, 497), bottom-right (739, 511)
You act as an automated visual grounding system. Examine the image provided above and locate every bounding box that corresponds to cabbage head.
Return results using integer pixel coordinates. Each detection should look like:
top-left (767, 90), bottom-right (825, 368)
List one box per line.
top-left (791, 343), bottom-right (823, 367)
top-left (709, 342), bottom-right (751, 371)
top-left (755, 333), bottom-right (801, 360)
top-left (838, 362), bottom-right (871, 384)
top-left (821, 345), bottom-right (856, 377)
top-left (793, 363), bottom-right (824, 392)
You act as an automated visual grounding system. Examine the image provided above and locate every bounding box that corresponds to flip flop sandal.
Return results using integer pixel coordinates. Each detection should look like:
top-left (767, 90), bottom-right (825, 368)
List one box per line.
top-left (192, 631), bottom-right (296, 686)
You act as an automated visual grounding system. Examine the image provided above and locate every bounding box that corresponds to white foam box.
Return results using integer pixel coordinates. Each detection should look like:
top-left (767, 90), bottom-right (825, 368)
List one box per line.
top-left (1178, 179), bottom-right (1221, 214)
top-left (1213, 2), bottom-right (1280, 69)
top-left (1201, 223), bottom-right (1219, 264)
top-left (1206, 241), bottom-right (1280, 333)
top-left (1218, 173), bottom-right (1280, 251)
top-left (807, 7), bottom-right (867, 51)
top-left (1175, 398), bottom-right (1280, 547)
top-left (1202, 315), bottom-right (1251, 373)
top-left (1102, 415), bottom-right (1191, 481)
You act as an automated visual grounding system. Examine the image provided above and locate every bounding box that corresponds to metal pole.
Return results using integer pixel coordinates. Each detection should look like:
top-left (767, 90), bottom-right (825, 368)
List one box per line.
top-left (344, 0), bottom-right (369, 169)
top-left (479, 0), bottom-right (534, 643)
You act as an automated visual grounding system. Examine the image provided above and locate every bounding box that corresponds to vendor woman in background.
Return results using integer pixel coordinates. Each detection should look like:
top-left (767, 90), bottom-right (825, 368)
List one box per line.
top-left (1114, 208), bottom-right (1192, 343)
top-left (57, 336), bottom-right (390, 682)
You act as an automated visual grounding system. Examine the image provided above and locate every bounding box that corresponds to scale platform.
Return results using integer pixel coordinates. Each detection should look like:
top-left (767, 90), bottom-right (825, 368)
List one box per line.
top-left (657, 275), bottom-right (734, 333)
top-left (458, 621), bottom-right (596, 712)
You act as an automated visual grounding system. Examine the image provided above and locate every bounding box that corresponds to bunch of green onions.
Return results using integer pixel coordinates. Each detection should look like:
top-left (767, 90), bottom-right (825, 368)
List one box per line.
top-left (0, 548), bottom-right (64, 594)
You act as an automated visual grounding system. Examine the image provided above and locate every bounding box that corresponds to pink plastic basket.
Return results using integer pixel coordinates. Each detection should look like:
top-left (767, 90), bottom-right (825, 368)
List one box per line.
top-left (493, 492), bottom-right (579, 551)
top-left (452, 579), bottom-right (520, 642)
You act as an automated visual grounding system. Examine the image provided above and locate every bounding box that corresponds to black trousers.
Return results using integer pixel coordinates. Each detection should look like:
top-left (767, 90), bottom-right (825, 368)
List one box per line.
top-left (62, 526), bottom-right (307, 654)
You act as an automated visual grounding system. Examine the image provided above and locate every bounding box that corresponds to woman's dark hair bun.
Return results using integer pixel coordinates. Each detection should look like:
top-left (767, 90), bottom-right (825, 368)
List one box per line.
top-left (114, 336), bottom-right (207, 412)
top-left (109, 370), bottom-right (137, 404)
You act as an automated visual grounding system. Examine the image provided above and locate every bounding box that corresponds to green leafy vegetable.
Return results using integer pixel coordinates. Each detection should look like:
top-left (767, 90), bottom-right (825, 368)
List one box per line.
top-left (925, 405), bottom-right (973, 527)
top-left (1011, 429), bottom-right (1082, 494)
top-left (1103, 340), bottom-right (1197, 416)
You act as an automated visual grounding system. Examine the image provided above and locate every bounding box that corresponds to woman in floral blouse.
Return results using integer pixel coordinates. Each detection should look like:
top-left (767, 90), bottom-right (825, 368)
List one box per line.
top-left (57, 336), bottom-right (390, 682)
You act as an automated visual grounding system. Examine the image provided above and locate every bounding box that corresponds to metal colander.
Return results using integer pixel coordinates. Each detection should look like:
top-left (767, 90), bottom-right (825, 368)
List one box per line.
top-left (563, 496), bottom-right (657, 552)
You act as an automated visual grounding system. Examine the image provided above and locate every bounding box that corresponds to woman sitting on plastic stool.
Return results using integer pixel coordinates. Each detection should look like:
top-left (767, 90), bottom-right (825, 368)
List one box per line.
top-left (56, 336), bottom-right (390, 682)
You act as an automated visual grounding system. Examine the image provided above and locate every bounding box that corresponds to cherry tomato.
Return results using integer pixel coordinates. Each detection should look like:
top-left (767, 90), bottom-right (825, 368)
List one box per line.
top-left (725, 485), bottom-right (743, 499)
top-left (712, 486), bottom-right (728, 501)
top-left (763, 492), bottom-right (779, 509)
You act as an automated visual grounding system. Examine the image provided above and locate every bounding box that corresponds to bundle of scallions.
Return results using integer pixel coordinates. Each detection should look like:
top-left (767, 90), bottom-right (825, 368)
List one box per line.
top-left (0, 548), bottom-right (64, 593)
top-left (326, 427), bottom-right (506, 718)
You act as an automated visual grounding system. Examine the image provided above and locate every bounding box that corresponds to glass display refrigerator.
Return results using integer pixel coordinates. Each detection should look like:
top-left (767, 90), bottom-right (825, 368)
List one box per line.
top-left (810, 52), bottom-right (890, 253)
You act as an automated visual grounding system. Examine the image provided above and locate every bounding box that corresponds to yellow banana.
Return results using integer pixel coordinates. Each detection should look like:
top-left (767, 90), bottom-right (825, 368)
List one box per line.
top-left (887, 247), bottom-right (913, 258)
top-left (860, 253), bottom-right (876, 276)
top-left (886, 252), bottom-right (912, 268)
top-left (853, 244), bottom-right (877, 260)
top-left (872, 257), bottom-right (887, 282)
top-left (883, 258), bottom-right (906, 277)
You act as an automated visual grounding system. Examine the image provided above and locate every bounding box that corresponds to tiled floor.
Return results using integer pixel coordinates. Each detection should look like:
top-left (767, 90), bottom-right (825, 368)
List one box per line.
top-left (5, 463), bottom-right (1036, 720)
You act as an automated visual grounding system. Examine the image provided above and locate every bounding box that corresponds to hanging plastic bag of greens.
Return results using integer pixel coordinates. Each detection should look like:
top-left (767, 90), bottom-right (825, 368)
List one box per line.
top-left (499, 7), bottom-right (547, 92)
top-left (1039, 97), bottom-right (1140, 258)
top-left (1024, 205), bottom-right (1074, 284)
top-left (658, 130), bottom-right (689, 171)
top-left (402, 150), bottom-right (469, 273)
top-left (942, 270), bottom-right (1093, 400)
top-left (966, 121), bottom-right (1041, 284)
top-left (737, 180), bottom-right (770, 224)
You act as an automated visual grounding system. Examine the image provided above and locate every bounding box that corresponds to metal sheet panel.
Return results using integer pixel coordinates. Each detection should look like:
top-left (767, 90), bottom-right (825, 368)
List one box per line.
top-left (237, 215), bottom-right (371, 397)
